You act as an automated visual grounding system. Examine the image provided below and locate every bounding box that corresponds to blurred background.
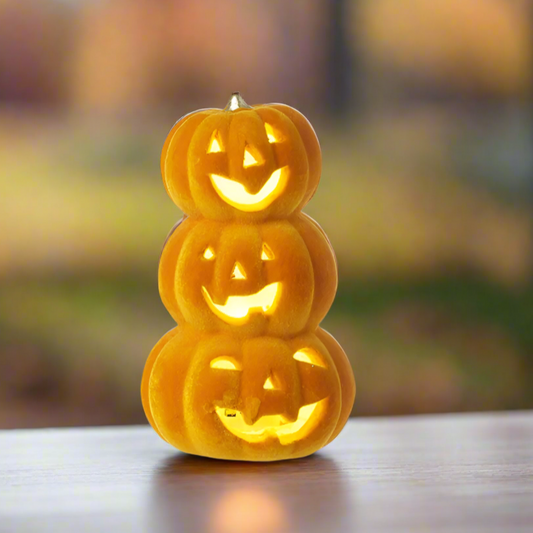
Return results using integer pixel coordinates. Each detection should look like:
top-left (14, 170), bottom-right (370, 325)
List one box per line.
top-left (1, 0), bottom-right (532, 429)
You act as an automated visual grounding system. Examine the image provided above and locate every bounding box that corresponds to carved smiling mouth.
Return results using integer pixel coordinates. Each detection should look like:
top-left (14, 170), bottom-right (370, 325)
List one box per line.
top-left (202, 282), bottom-right (281, 325)
top-left (209, 166), bottom-right (289, 212)
top-left (216, 399), bottom-right (327, 445)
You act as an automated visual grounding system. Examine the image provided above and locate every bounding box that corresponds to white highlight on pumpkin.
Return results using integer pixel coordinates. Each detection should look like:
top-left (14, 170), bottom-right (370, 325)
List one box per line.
top-left (226, 93), bottom-right (251, 111)
top-left (203, 246), bottom-right (215, 260)
top-left (231, 262), bottom-right (246, 280)
top-left (209, 166), bottom-right (288, 212)
top-left (202, 282), bottom-right (280, 324)
top-left (293, 348), bottom-right (327, 368)
top-left (210, 357), bottom-right (241, 370)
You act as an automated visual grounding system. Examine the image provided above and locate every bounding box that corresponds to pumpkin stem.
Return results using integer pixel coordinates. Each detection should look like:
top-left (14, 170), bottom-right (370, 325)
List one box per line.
top-left (225, 92), bottom-right (252, 111)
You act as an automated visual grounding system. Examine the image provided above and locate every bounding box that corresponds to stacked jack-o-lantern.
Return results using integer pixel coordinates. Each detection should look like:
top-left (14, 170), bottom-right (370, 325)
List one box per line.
top-left (142, 93), bottom-right (355, 461)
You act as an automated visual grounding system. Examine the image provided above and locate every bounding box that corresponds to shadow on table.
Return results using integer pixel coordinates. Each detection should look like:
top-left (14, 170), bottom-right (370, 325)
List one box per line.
top-left (147, 453), bottom-right (352, 533)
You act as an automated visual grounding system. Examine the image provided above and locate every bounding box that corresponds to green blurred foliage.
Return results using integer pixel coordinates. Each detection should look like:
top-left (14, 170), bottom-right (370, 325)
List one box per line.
top-left (0, 0), bottom-right (532, 428)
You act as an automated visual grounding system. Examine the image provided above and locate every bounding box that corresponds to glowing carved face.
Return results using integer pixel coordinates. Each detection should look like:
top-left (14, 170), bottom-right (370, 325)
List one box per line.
top-left (199, 235), bottom-right (281, 325)
top-left (207, 123), bottom-right (289, 212)
top-left (171, 334), bottom-right (344, 461)
top-left (162, 95), bottom-right (323, 221)
top-left (202, 339), bottom-right (334, 446)
top-left (175, 220), bottom-right (314, 337)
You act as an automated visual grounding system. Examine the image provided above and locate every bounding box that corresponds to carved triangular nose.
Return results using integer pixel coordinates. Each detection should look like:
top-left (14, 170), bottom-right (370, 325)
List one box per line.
top-left (263, 377), bottom-right (275, 390)
top-left (243, 147), bottom-right (258, 167)
top-left (231, 262), bottom-right (246, 280)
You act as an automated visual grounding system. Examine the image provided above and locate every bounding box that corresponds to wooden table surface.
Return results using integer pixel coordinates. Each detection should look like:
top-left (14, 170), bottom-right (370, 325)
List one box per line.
top-left (1, 411), bottom-right (532, 533)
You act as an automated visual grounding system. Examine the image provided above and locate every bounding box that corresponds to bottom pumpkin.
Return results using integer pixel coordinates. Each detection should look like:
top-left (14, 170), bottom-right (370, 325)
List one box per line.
top-left (142, 326), bottom-right (355, 461)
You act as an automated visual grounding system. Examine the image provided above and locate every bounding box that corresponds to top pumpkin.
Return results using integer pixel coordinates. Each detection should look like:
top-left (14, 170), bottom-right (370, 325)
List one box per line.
top-left (161, 93), bottom-right (322, 221)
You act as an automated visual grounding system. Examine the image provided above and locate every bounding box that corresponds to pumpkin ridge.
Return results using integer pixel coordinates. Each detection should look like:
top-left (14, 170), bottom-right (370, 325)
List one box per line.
top-left (165, 109), bottom-right (220, 214)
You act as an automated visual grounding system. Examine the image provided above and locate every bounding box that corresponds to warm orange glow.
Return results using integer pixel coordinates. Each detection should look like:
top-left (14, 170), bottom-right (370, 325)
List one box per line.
top-left (203, 246), bottom-right (215, 260)
top-left (261, 243), bottom-right (274, 261)
top-left (209, 166), bottom-right (289, 212)
top-left (210, 488), bottom-right (288, 533)
top-left (202, 282), bottom-right (281, 325)
top-left (263, 377), bottom-right (275, 390)
top-left (243, 147), bottom-right (259, 168)
top-left (264, 123), bottom-right (279, 143)
top-left (231, 262), bottom-right (246, 280)
top-left (208, 132), bottom-right (223, 153)
top-left (210, 357), bottom-right (241, 371)
top-left (293, 348), bottom-right (327, 368)
top-left (215, 399), bottom-right (327, 444)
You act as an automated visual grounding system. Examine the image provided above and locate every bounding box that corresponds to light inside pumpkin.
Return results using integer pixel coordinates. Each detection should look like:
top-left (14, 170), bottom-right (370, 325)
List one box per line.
top-left (261, 243), bottom-right (274, 261)
top-left (203, 246), bottom-right (215, 260)
top-left (209, 166), bottom-right (289, 212)
top-left (215, 398), bottom-right (327, 445)
top-left (208, 132), bottom-right (223, 153)
top-left (231, 262), bottom-right (247, 280)
top-left (263, 376), bottom-right (275, 390)
top-left (243, 147), bottom-right (259, 168)
top-left (202, 282), bottom-right (281, 325)
top-left (264, 123), bottom-right (279, 143)
top-left (293, 348), bottom-right (327, 368)
top-left (210, 357), bottom-right (241, 370)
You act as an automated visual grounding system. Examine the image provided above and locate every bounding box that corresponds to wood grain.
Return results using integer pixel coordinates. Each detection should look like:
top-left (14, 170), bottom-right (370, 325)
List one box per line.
top-left (1, 411), bottom-right (532, 533)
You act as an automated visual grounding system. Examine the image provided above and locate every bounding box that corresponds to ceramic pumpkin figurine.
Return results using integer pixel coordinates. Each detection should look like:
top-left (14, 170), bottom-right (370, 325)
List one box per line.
top-left (142, 94), bottom-right (355, 461)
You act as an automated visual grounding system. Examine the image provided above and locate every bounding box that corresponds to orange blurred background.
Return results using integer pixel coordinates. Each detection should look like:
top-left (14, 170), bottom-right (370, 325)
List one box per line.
top-left (1, 0), bottom-right (532, 428)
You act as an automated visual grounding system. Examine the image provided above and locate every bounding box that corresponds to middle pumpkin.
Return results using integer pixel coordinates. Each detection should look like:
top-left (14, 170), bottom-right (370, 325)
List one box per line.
top-left (159, 216), bottom-right (336, 338)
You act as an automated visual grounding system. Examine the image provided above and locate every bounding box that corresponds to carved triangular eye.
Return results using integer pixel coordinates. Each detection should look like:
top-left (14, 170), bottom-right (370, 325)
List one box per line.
top-left (293, 348), bottom-right (326, 368)
top-left (264, 123), bottom-right (279, 143)
top-left (203, 246), bottom-right (215, 260)
top-left (210, 357), bottom-right (241, 370)
top-left (261, 243), bottom-right (274, 261)
top-left (208, 132), bottom-right (223, 153)
top-left (231, 262), bottom-right (246, 280)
